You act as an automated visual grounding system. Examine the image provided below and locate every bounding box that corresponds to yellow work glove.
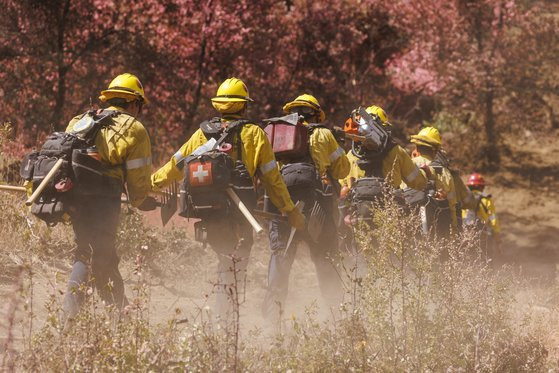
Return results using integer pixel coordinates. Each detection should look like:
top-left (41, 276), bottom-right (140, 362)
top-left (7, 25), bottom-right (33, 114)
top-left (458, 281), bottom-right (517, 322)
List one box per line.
top-left (287, 207), bottom-right (306, 230)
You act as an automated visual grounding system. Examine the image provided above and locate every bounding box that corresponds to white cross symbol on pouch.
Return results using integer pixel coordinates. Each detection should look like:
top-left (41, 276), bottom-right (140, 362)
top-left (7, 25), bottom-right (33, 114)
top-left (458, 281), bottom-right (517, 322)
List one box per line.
top-left (193, 164), bottom-right (209, 183)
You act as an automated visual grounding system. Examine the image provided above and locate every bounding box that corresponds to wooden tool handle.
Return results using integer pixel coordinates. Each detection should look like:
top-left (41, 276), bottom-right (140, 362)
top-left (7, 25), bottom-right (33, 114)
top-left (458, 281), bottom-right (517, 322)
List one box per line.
top-left (25, 158), bottom-right (64, 206)
top-left (251, 209), bottom-right (288, 222)
top-left (225, 188), bottom-right (264, 234)
top-left (0, 185), bottom-right (27, 192)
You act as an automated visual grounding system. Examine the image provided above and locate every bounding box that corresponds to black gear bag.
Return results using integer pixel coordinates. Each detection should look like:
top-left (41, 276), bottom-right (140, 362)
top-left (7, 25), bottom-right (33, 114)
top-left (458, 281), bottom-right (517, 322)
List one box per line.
top-left (349, 177), bottom-right (384, 222)
top-left (403, 184), bottom-right (452, 237)
top-left (20, 110), bottom-right (121, 226)
top-left (178, 119), bottom-right (256, 220)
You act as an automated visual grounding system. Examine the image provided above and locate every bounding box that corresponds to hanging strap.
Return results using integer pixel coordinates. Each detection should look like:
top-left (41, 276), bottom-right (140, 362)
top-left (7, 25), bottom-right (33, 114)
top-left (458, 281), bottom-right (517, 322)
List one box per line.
top-left (82, 109), bottom-right (121, 145)
top-left (212, 119), bottom-right (250, 149)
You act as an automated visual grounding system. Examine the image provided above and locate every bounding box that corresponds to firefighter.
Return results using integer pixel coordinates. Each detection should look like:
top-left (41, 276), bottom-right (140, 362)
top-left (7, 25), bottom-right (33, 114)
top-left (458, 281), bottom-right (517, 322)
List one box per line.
top-left (410, 126), bottom-right (458, 236)
top-left (435, 149), bottom-right (476, 229)
top-left (341, 105), bottom-right (429, 192)
top-left (462, 172), bottom-right (501, 258)
top-left (338, 105), bottom-right (430, 278)
top-left (152, 78), bottom-right (304, 321)
top-left (263, 94), bottom-right (350, 315)
top-left (63, 73), bottom-right (156, 319)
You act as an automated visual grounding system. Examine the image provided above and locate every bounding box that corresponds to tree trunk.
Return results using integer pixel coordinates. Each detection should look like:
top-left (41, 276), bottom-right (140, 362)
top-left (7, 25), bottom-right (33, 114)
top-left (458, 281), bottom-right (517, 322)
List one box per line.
top-left (51, 0), bottom-right (71, 129)
top-left (483, 89), bottom-right (500, 170)
top-left (185, 0), bottom-right (214, 133)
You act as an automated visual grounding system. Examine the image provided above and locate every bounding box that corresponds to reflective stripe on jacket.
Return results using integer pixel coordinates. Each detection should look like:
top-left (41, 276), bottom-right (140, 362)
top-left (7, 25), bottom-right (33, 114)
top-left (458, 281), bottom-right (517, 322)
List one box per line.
top-left (308, 126), bottom-right (350, 179)
top-left (66, 106), bottom-right (152, 207)
top-left (341, 145), bottom-right (427, 190)
top-left (152, 119), bottom-right (296, 214)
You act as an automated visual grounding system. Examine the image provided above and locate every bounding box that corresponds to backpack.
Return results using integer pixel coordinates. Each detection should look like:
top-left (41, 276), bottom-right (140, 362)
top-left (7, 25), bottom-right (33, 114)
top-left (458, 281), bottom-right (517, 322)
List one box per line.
top-left (463, 193), bottom-right (491, 231)
top-left (20, 110), bottom-right (122, 226)
top-left (348, 177), bottom-right (385, 222)
top-left (403, 182), bottom-right (452, 237)
top-left (178, 118), bottom-right (256, 220)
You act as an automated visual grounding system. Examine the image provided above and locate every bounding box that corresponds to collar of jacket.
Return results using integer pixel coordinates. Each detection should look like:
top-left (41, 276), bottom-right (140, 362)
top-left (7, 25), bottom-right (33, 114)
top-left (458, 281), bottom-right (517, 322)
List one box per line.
top-left (222, 114), bottom-right (243, 121)
top-left (107, 105), bottom-right (132, 116)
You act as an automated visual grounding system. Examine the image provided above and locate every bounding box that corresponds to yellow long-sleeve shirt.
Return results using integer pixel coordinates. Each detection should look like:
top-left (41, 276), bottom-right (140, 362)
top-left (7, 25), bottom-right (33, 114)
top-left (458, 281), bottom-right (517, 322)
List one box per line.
top-left (341, 145), bottom-right (427, 190)
top-left (66, 106), bottom-right (152, 207)
top-left (308, 126), bottom-right (350, 180)
top-left (462, 191), bottom-right (501, 234)
top-left (152, 119), bottom-right (296, 214)
top-left (412, 154), bottom-right (458, 228)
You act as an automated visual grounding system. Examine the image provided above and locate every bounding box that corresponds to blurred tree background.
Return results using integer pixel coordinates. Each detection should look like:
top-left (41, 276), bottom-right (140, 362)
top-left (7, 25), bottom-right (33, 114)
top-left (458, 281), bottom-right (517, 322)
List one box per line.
top-left (0, 0), bottom-right (557, 169)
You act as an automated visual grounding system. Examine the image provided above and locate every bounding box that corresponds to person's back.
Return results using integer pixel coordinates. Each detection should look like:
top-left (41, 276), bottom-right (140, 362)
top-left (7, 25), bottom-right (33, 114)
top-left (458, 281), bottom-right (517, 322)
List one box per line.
top-left (340, 105), bottom-right (427, 192)
top-left (410, 127), bottom-right (458, 235)
top-left (462, 173), bottom-right (501, 260)
top-left (62, 73), bottom-right (154, 322)
top-left (151, 77), bottom-right (303, 321)
top-left (262, 94), bottom-right (349, 316)
top-left (66, 107), bottom-right (152, 206)
top-left (462, 173), bottom-right (501, 235)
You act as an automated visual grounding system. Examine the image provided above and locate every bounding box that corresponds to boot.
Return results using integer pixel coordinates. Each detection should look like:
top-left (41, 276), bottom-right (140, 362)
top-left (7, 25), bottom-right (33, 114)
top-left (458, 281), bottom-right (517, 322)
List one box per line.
top-left (62, 261), bottom-right (88, 321)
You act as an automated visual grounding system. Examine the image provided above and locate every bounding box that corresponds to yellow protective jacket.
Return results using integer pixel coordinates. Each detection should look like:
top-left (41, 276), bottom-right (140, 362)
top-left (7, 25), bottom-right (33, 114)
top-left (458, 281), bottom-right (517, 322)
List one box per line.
top-left (341, 145), bottom-right (427, 190)
top-left (307, 124), bottom-right (350, 179)
top-left (453, 172), bottom-right (476, 210)
top-left (152, 117), bottom-right (296, 214)
top-left (412, 154), bottom-right (458, 228)
top-left (462, 191), bottom-right (501, 234)
top-left (66, 106), bottom-right (152, 207)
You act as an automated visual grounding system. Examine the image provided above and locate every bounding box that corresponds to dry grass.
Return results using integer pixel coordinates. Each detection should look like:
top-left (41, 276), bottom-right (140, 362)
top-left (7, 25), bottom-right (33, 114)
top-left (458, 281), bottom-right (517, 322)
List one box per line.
top-left (0, 189), bottom-right (555, 372)
top-left (0, 130), bottom-right (557, 370)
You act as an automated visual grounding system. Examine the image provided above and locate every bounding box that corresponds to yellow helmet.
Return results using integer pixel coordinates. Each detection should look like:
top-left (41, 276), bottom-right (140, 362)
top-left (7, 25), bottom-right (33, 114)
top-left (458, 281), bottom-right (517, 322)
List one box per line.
top-left (410, 126), bottom-right (442, 148)
top-left (283, 94), bottom-right (326, 123)
top-left (99, 73), bottom-right (148, 104)
top-left (211, 77), bottom-right (253, 103)
top-left (365, 105), bottom-right (389, 124)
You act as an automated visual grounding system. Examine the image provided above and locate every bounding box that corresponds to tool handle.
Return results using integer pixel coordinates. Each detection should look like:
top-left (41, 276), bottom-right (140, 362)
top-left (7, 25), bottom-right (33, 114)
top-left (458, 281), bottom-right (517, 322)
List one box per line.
top-left (25, 158), bottom-right (64, 206)
top-left (252, 209), bottom-right (288, 222)
top-left (120, 196), bottom-right (163, 207)
top-left (225, 188), bottom-right (264, 234)
top-left (0, 185), bottom-right (27, 192)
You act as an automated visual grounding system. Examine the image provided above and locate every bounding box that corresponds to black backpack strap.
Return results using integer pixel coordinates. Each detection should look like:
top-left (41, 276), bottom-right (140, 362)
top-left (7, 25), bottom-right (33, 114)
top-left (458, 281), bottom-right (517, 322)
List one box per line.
top-left (200, 117), bottom-right (223, 140)
top-left (81, 109), bottom-right (121, 145)
top-left (306, 123), bottom-right (327, 135)
top-left (353, 140), bottom-right (396, 178)
top-left (213, 119), bottom-right (250, 150)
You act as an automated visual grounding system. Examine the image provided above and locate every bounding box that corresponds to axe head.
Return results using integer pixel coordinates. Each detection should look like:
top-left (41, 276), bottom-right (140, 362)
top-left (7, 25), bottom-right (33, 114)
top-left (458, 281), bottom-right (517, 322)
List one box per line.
top-left (160, 182), bottom-right (178, 226)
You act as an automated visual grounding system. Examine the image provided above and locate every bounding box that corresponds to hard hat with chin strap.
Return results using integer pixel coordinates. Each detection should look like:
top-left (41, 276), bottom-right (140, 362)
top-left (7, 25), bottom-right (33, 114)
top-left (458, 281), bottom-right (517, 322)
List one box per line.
top-left (410, 126), bottom-right (442, 148)
top-left (212, 77), bottom-right (253, 103)
top-left (283, 94), bottom-right (326, 123)
top-left (99, 73), bottom-right (148, 104)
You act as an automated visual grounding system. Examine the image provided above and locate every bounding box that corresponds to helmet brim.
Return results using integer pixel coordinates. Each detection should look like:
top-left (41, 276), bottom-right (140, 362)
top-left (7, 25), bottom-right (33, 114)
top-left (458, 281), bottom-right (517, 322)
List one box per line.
top-left (410, 135), bottom-right (441, 148)
top-left (211, 96), bottom-right (253, 103)
top-left (100, 89), bottom-right (148, 104)
top-left (283, 101), bottom-right (326, 123)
